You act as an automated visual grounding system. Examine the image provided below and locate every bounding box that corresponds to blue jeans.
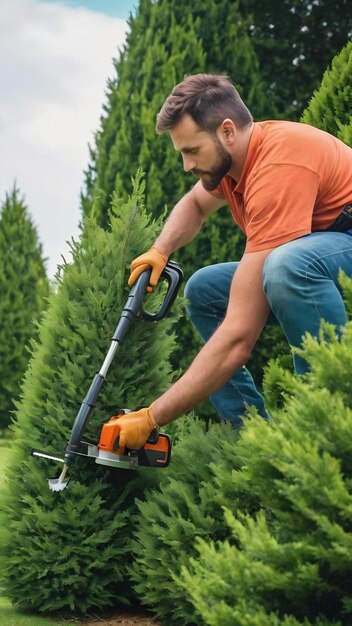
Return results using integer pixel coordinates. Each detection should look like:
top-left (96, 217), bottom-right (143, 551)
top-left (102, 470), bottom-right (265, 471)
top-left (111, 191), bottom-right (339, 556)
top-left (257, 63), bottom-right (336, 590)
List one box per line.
top-left (184, 231), bottom-right (352, 426)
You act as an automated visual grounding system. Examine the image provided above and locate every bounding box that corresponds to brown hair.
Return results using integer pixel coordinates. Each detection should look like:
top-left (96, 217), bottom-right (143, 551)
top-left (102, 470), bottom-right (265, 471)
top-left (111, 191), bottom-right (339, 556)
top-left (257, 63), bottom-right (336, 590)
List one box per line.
top-left (156, 73), bottom-right (253, 134)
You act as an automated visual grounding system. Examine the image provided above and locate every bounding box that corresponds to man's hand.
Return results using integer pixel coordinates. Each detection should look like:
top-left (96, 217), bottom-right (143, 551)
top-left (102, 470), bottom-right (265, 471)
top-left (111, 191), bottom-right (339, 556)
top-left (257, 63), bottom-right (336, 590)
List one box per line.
top-left (114, 407), bottom-right (158, 449)
top-left (128, 246), bottom-right (168, 292)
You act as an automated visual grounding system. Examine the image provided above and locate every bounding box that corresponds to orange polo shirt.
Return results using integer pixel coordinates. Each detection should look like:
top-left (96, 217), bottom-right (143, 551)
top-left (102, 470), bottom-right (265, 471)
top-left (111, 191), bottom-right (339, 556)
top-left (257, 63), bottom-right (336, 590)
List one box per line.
top-left (216, 121), bottom-right (352, 252)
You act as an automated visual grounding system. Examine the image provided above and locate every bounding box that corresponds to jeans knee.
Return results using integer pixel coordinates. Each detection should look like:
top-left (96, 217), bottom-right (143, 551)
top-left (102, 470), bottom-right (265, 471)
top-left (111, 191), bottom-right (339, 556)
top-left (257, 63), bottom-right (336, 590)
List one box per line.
top-left (184, 267), bottom-right (209, 310)
top-left (185, 262), bottom-right (237, 314)
top-left (263, 247), bottom-right (298, 308)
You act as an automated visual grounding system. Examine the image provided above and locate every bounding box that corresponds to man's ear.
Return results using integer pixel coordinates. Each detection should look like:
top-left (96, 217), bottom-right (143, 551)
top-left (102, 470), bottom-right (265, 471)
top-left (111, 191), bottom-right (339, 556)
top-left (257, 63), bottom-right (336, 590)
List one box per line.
top-left (218, 118), bottom-right (237, 144)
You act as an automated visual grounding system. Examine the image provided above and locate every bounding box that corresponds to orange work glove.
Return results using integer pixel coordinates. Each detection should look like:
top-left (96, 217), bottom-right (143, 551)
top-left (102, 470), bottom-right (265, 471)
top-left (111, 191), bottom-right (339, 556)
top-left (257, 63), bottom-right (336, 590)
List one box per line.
top-left (128, 246), bottom-right (168, 292)
top-left (115, 407), bottom-right (158, 450)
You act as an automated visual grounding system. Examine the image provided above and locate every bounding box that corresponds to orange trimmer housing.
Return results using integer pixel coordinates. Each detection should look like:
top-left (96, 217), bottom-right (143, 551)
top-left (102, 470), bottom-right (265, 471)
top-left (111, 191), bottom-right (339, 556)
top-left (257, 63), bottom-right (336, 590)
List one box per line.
top-left (98, 413), bottom-right (172, 467)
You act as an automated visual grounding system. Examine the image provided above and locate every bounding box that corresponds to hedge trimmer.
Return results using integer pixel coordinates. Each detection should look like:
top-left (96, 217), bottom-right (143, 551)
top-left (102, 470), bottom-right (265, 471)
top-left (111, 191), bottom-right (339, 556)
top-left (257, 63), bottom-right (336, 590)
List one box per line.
top-left (33, 261), bottom-right (183, 492)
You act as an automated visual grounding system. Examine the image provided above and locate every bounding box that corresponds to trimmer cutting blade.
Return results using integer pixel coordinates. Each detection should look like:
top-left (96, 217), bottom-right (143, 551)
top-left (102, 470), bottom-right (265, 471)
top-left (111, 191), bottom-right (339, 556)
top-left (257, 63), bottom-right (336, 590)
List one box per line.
top-left (48, 465), bottom-right (70, 492)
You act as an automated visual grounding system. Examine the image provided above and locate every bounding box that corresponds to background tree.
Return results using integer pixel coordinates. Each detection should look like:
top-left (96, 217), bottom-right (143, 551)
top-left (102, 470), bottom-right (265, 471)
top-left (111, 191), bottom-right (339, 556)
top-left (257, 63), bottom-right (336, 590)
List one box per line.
top-left (239, 0), bottom-right (352, 120)
top-left (0, 187), bottom-right (49, 430)
top-left (301, 40), bottom-right (352, 141)
top-left (0, 177), bottom-right (178, 613)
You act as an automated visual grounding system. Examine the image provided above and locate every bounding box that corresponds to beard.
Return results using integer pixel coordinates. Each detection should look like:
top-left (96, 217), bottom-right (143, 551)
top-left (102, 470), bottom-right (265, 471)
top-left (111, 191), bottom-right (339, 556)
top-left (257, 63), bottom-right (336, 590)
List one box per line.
top-left (192, 140), bottom-right (232, 191)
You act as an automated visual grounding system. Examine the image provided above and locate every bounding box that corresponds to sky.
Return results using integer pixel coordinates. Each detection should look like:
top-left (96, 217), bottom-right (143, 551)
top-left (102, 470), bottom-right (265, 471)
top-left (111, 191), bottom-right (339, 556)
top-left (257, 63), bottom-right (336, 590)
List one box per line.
top-left (0, 0), bottom-right (136, 277)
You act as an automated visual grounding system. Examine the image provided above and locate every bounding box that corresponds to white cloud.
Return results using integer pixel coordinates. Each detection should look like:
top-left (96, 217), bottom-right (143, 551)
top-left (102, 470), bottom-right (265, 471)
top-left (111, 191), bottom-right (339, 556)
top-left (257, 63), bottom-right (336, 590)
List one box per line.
top-left (0, 0), bottom-right (128, 277)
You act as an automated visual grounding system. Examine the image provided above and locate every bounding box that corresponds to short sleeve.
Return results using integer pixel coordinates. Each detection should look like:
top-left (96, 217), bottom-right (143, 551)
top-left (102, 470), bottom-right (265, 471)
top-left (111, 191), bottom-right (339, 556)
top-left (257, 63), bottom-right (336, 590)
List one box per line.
top-left (244, 163), bottom-right (320, 252)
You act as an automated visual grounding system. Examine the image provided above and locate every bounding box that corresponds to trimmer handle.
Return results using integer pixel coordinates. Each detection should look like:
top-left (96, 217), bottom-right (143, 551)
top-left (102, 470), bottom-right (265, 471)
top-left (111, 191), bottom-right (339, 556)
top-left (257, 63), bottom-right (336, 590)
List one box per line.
top-left (139, 260), bottom-right (184, 321)
top-left (62, 261), bottom-right (183, 467)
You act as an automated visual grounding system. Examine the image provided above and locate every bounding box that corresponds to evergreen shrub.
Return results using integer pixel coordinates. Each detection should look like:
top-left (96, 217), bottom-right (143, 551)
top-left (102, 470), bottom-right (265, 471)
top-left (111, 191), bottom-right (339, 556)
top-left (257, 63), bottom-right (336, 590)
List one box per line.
top-left (178, 320), bottom-right (352, 626)
top-left (0, 176), bottom-right (179, 614)
top-left (301, 41), bottom-right (352, 141)
top-left (130, 417), bottom-right (264, 626)
top-left (0, 187), bottom-right (49, 429)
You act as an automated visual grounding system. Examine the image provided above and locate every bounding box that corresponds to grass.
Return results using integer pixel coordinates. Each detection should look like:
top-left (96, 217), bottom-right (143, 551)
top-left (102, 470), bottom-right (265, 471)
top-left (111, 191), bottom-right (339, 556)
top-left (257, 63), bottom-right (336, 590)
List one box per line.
top-left (0, 436), bottom-right (77, 626)
top-left (0, 597), bottom-right (74, 626)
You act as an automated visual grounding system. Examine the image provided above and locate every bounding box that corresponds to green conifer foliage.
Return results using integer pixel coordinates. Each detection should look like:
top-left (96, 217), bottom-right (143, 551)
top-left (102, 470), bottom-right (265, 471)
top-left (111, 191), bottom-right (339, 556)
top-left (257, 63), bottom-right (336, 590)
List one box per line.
top-left (130, 418), bottom-right (261, 626)
top-left (301, 41), bottom-right (352, 140)
top-left (240, 0), bottom-right (352, 120)
top-left (0, 177), bottom-right (178, 613)
top-left (0, 187), bottom-right (49, 429)
top-left (179, 321), bottom-right (352, 625)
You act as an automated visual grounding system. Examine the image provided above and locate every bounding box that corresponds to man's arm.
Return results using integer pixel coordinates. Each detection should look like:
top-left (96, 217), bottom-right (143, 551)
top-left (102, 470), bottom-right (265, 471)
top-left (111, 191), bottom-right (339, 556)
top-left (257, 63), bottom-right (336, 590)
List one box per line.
top-left (154, 181), bottom-right (226, 256)
top-left (117, 248), bottom-right (274, 448)
top-left (151, 248), bottom-right (273, 424)
top-left (128, 181), bottom-right (226, 290)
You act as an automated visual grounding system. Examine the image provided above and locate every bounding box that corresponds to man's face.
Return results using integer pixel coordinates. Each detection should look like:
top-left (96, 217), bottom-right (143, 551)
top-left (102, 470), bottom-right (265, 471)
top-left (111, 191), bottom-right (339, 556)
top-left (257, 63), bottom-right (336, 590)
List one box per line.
top-left (170, 114), bottom-right (232, 191)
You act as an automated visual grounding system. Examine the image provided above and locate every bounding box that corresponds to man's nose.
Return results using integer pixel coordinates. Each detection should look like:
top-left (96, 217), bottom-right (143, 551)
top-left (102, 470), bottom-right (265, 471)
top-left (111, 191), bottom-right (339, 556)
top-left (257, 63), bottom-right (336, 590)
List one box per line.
top-left (182, 154), bottom-right (196, 172)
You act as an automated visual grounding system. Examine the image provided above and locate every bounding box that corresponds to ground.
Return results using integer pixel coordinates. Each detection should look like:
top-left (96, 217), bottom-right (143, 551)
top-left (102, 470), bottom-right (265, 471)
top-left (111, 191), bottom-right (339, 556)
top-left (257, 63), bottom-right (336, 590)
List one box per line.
top-left (80, 610), bottom-right (161, 625)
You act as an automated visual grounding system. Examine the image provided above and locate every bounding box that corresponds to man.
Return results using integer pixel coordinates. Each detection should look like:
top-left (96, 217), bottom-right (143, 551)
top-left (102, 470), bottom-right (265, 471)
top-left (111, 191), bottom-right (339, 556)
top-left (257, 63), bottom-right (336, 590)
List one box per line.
top-left (115, 73), bottom-right (352, 450)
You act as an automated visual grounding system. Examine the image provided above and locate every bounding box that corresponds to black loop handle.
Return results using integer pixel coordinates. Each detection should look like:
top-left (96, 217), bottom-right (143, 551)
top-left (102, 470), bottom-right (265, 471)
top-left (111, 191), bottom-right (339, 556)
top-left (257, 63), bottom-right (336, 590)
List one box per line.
top-left (139, 260), bottom-right (184, 321)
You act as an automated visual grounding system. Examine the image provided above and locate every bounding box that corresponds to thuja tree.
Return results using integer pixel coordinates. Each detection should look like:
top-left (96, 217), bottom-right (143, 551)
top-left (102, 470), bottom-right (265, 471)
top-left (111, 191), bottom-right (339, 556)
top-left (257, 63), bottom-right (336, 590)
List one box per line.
top-left (179, 318), bottom-right (352, 626)
top-left (240, 0), bottom-right (352, 120)
top-left (0, 177), bottom-right (178, 614)
top-left (0, 187), bottom-right (49, 429)
top-left (130, 418), bottom-right (262, 626)
top-left (301, 40), bottom-right (352, 145)
top-left (81, 0), bottom-right (290, 387)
